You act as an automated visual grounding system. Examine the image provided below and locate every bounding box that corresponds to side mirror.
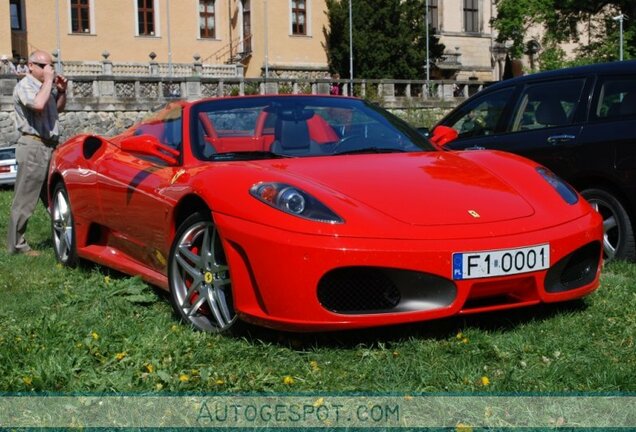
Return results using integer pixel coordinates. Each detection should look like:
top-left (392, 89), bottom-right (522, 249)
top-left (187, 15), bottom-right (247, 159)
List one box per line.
top-left (120, 135), bottom-right (180, 165)
top-left (430, 125), bottom-right (459, 148)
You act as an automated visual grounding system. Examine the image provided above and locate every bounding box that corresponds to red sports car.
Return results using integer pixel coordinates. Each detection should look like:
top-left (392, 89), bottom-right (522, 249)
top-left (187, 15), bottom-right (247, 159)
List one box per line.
top-left (48, 95), bottom-right (603, 333)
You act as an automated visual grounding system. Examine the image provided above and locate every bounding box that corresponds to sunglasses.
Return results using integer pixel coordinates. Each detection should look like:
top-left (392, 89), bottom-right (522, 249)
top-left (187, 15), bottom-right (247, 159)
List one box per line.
top-left (32, 62), bottom-right (52, 68)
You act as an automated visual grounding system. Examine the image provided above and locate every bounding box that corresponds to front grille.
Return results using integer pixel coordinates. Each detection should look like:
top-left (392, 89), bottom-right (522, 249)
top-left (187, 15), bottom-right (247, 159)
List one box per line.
top-left (545, 241), bottom-right (601, 293)
top-left (317, 267), bottom-right (457, 314)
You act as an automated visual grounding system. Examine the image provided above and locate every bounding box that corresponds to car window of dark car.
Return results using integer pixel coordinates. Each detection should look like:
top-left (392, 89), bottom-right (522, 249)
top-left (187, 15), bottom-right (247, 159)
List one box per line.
top-left (511, 79), bottom-right (585, 131)
top-left (445, 87), bottom-right (514, 139)
top-left (593, 76), bottom-right (636, 120)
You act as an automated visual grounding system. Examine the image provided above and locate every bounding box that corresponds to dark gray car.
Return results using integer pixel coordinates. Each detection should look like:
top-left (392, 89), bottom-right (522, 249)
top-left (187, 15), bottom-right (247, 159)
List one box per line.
top-left (431, 60), bottom-right (636, 262)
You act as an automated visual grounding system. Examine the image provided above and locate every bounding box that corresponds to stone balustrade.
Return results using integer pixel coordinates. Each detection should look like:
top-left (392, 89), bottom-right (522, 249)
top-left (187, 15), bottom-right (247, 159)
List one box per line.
top-left (58, 52), bottom-right (242, 78)
top-left (60, 61), bottom-right (241, 79)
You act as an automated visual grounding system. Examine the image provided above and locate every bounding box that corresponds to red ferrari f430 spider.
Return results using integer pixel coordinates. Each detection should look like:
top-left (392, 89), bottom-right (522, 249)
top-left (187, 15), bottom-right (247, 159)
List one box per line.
top-left (48, 95), bottom-right (603, 333)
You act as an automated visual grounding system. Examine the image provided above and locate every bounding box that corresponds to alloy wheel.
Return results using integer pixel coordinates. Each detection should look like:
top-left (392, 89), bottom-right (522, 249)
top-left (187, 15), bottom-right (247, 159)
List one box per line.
top-left (51, 184), bottom-right (77, 266)
top-left (169, 216), bottom-right (236, 332)
top-left (588, 199), bottom-right (619, 261)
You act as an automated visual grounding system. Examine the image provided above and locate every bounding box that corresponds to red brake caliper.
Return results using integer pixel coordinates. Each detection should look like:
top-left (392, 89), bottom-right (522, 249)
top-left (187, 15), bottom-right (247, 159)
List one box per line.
top-left (185, 246), bottom-right (211, 315)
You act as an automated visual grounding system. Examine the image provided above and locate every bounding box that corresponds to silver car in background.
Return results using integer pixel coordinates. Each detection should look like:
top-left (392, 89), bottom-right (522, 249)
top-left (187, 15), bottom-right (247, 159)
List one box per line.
top-left (0, 146), bottom-right (17, 186)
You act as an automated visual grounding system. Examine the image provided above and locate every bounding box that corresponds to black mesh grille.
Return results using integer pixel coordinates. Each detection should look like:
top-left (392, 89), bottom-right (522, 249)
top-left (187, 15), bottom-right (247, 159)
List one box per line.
top-left (318, 267), bottom-right (401, 313)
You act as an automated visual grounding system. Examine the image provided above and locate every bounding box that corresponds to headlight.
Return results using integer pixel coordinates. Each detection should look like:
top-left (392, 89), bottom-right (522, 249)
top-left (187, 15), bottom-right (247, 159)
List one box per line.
top-left (250, 182), bottom-right (344, 224)
top-left (536, 167), bottom-right (578, 205)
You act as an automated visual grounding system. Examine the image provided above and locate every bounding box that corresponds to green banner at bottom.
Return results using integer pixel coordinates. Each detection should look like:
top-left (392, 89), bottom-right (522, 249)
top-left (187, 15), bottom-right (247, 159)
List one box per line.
top-left (0, 395), bottom-right (633, 429)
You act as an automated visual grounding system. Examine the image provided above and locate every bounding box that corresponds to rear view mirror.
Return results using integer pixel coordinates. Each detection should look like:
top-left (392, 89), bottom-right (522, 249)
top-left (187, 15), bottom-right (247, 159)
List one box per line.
top-left (120, 135), bottom-right (180, 165)
top-left (416, 127), bottom-right (430, 137)
top-left (278, 108), bottom-right (315, 121)
top-left (430, 125), bottom-right (459, 148)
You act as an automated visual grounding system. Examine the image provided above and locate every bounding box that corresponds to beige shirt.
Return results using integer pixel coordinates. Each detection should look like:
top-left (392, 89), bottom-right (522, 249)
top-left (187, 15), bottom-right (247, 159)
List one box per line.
top-left (13, 74), bottom-right (60, 141)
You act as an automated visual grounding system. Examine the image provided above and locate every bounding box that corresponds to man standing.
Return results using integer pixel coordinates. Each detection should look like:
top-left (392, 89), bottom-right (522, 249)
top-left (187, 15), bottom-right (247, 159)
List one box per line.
top-left (7, 50), bottom-right (67, 256)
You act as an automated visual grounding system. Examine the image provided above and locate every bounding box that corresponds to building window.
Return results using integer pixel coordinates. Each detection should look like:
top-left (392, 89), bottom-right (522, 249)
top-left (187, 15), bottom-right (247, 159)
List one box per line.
top-left (463, 0), bottom-right (479, 33)
top-left (10, 0), bottom-right (23, 31)
top-left (242, 0), bottom-right (252, 53)
top-left (137, 0), bottom-right (155, 36)
top-left (199, 0), bottom-right (215, 38)
top-left (291, 0), bottom-right (306, 35)
top-left (427, 0), bottom-right (438, 31)
top-left (70, 0), bottom-right (90, 33)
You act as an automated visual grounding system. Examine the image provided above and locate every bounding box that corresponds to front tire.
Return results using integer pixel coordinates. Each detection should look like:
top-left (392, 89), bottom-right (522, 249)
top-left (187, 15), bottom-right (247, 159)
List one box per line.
top-left (51, 182), bottom-right (78, 267)
top-left (582, 188), bottom-right (635, 262)
top-left (168, 212), bottom-right (239, 333)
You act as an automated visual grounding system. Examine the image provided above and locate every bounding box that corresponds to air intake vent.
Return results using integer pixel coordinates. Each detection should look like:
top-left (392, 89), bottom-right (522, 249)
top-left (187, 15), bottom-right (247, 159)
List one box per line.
top-left (318, 267), bottom-right (400, 313)
top-left (318, 267), bottom-right (457, 315)
top-left (545, 242), bottom-right (601, 293)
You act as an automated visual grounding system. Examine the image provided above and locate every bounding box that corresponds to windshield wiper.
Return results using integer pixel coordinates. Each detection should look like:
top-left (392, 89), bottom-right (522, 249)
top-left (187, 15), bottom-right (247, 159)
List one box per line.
top-left (333, 147), bottom-right (408, 156)
top-left (210, 151), bottom-right (289, 161)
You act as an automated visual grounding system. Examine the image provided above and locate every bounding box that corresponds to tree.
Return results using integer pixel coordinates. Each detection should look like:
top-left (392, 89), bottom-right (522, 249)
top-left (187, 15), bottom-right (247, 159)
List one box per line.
top-left (323, 0), bottom-right (445, 80)
top-left (494, 0), bottom-right (635, 68)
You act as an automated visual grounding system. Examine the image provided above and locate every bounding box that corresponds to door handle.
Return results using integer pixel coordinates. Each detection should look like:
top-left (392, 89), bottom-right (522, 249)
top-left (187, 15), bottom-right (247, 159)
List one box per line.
top-left (547, 134), bottom-right (576, 144)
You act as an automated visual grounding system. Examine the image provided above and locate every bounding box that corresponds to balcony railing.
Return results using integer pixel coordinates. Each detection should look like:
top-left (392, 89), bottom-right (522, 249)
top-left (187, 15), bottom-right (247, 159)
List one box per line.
top-left (61, 60), bottom-right (241, 79)
top-left (203, 34), bottom-right (254, 65)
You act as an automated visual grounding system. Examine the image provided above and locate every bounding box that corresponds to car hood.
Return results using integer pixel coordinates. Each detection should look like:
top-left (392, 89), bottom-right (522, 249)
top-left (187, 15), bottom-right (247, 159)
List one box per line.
top-left (250, 152), bottom-right (535, 226)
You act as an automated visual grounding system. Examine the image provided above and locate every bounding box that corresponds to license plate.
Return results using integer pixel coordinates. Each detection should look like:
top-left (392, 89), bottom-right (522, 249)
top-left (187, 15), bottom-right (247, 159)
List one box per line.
top-left (452, 244), bottom-right (550, 280)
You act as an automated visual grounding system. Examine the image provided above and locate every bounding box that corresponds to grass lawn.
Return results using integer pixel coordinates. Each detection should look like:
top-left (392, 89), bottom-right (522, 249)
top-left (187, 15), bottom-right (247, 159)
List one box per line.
top-left (0, 187), bottom-right (634, 393)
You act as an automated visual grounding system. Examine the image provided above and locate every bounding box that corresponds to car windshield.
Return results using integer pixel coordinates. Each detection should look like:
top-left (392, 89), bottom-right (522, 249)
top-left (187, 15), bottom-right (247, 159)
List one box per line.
top-left (190, 96), bottom-right (436, 160)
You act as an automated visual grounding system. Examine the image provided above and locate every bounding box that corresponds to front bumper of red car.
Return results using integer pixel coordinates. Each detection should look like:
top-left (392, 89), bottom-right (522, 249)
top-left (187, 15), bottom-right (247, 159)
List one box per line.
top-left (215, 210), bottom-right (603, 332)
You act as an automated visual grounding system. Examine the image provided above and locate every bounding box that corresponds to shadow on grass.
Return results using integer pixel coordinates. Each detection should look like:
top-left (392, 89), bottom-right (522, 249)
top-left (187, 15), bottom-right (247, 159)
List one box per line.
top-left (238, 299), bottom-right (589, 349)
top-left (33, 237), bottom-right (54, 249)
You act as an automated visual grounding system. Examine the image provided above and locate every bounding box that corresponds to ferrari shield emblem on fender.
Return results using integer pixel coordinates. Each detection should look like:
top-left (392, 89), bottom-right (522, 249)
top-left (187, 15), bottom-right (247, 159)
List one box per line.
top-left (204, 272), bottom-right (214, 284)
top-left (468, 210), bottom-right (481, 218)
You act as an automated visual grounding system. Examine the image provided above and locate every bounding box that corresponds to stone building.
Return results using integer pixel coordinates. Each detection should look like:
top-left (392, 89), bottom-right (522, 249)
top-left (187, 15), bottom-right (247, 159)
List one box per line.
top-left (1, 0), bottom-right (331, 79)
top-left (427, 0), bottom-right (499, 81)
top-left (1, 0), bottom-right (505, 81)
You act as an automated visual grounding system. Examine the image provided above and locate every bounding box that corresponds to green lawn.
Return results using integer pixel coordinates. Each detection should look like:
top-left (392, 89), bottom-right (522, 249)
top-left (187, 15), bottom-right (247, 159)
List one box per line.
top-left (0, 188), bottom-right (634, 393)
